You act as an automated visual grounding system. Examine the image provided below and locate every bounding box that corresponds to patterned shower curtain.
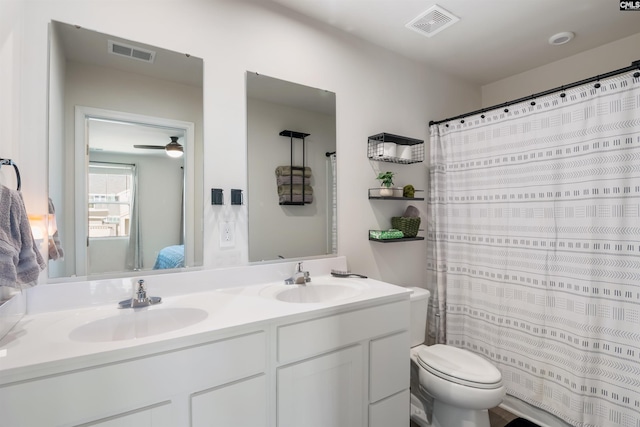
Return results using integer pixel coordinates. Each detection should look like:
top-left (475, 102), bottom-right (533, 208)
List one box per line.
top-left (427, 71), bottom-right (640, 427)
top-left (329, 153), bottom-right (337, 254)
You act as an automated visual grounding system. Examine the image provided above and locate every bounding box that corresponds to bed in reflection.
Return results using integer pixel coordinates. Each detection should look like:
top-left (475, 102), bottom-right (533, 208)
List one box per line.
top-left (153, 245), bottom-right (185, 270)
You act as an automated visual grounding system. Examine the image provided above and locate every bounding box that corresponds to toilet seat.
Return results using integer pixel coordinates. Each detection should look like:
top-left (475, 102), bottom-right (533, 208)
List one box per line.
top-left (416, 344), bottom-right (503, 389)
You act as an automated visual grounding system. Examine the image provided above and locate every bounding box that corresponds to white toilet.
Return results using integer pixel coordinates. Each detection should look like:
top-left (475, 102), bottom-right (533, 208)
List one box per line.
top-left (409, 287), bottom-right (505, 427)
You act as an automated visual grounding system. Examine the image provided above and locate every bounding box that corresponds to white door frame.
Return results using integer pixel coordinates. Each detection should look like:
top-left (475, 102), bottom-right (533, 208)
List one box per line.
top-left (74, 106), bottom-right (195, 277)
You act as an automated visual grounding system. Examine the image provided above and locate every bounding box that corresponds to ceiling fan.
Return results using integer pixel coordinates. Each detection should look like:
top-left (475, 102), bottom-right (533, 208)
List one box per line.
top-left (134, 136), bottom-right (183, 158)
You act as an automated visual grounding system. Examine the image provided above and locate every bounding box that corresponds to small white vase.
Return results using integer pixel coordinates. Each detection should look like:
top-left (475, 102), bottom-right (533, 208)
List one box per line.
top-left (380, 187), bottom-right (394, 197)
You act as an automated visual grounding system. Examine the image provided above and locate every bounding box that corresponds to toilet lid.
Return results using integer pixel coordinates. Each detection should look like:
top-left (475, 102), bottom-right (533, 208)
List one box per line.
top-left (417, 344), bottom-right (503, 389)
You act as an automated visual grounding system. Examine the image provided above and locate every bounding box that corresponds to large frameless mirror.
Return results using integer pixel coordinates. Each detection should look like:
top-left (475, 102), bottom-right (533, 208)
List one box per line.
top-left (48, 21), bottom-right (203, 279)
top-left (246, 72), bottom-right (337, 262)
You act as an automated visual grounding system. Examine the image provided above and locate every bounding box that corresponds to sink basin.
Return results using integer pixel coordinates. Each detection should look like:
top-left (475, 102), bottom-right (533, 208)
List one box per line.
top-left (69, 307), bottom-right (208, 342)
top-left (260, 280), bottom-right (365, 303)
top-left (275, 284), bottom-right (361, 303)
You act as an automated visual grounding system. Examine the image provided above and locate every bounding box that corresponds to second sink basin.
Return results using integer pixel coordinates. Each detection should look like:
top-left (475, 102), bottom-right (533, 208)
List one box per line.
top-left (69, 307), bottom-right (208, 342)
top-left (275, 285), bottom-right (360, 303)
top-left (260, 279), bottom-right (366, 303)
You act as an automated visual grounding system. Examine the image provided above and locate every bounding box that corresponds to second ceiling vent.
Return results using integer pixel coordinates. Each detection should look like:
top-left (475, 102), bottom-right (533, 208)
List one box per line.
top-left (108, 40), bottom-right (156, 63)
top-left (406, 5), bottom-right (460, 38)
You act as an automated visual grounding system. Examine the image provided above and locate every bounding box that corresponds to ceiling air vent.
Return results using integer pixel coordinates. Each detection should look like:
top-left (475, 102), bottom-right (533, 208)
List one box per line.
top-left (406, 5), bottom-right (460, 38)
top-left (108, 40), bottom-right (156, 63)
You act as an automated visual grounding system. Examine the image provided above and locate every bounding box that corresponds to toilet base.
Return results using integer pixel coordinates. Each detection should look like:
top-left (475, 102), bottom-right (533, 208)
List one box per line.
top-left (431, 400), bottom-right (491, 427)
top-left (410, 393), bottom-right (430, 427)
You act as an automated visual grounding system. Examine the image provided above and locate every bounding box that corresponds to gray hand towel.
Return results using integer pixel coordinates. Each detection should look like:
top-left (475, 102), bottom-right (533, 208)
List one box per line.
top-left (0, 185), bottom-right (46, 288)
top-left (275, 165), bottom-right (312, 177)
top-left (277, 185), bottom-right (313, 196)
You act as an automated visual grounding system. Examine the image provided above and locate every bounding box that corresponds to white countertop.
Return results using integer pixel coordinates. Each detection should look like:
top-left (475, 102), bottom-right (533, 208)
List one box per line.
top-left (0, 275), bottom-right (410, 385)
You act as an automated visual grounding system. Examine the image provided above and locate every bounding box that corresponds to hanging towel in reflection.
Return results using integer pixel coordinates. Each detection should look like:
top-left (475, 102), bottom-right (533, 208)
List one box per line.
top-left (48, 198), bottom-right (64, 261)
top-left (0, 185), bottom-right (46, 288)
top-left (276, 175), bottom-right (309, 186)
top-left (275, 165), bottom-right (312, 177)
top-left (277, 185), bottom-right (313, 196)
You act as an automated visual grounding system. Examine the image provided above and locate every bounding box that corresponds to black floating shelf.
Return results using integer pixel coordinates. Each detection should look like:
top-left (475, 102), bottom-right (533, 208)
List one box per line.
top-left (368, 188), bottom-right (424, 200)
top-left (369, 236), bottom-right (425, 243)
top-left (369, 196), bottom-right (425, 200)
top-left (280, 130), bottom-right (310, 139)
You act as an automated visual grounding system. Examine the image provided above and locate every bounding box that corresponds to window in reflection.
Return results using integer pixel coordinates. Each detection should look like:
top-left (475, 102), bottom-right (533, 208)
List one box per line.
top-left (88, 162), bottom-right (134, 238)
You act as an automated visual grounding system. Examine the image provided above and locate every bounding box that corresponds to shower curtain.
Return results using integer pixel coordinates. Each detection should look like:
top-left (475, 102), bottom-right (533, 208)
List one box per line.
top-left (329, 153), bottom-right (337, 254)
top-left (427, 71), bottom-right (640, 427)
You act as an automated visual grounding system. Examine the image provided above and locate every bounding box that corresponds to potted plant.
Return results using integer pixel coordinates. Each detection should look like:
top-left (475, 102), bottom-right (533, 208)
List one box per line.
top-left (376, 171), bottom-right (395, 197)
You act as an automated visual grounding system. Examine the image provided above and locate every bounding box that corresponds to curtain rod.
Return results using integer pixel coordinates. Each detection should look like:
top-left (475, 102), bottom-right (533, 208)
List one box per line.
top-left (429, 59), bottom-right (640, 127)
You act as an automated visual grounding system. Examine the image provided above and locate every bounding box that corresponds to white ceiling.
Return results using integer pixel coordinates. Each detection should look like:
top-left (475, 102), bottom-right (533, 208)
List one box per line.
top-left (88, 119), bottom-right (185, 157)
top-left (55, 21), bottom-right (197, 155)
top-left (267, 0), bottom-right (640, 85)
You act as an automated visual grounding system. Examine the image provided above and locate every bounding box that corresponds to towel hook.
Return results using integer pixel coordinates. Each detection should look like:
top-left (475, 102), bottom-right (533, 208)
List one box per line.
top-left (0, 158), bottom-right (22, 191)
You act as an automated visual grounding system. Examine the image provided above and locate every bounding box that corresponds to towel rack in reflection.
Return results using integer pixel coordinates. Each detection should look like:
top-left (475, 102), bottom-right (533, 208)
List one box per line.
top-left (0, 158), bottom-right (22, 191)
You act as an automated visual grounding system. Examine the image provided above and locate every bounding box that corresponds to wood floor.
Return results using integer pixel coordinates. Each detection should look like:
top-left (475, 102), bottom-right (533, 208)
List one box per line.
top-left (489, 406), bottom-right (519, 427)
top-left (409, 406), bottom-right (519, 427)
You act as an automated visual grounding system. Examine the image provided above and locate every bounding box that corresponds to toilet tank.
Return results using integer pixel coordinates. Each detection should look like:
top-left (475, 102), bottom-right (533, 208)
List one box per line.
top-left (408, 287), bottom-right (430, 347)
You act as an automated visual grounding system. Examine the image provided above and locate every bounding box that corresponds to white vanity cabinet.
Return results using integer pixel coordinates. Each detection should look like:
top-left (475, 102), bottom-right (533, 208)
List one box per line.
top-left (0, 330), bottom-right (267, 427)
top-left (275, 299), bottom-right (410, 427)
top-left (0, 278), bottom-right (410, 427)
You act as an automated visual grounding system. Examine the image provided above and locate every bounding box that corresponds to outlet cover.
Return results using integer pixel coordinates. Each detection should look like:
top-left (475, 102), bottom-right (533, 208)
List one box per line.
top-left (220, 221), bottom-right (235, 248)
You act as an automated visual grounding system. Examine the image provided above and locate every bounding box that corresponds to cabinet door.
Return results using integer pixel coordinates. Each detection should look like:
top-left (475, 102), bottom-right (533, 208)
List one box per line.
top-left (369, 331), bottom-right (409, 403)
top-left (80, 403), bottom-right (173, 427)
top-left (277, 345), bottom-right (364, 427)
top-left (369, 389), bottom-right (410, 427)
top-left (191, 375), bottom-right (267, 427)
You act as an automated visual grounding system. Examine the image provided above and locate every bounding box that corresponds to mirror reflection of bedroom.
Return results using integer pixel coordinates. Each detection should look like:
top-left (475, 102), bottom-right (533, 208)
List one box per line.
top-left (86, 118), bottom-right (187, 275)
top-left (48, 21), bottom-right (204, 279)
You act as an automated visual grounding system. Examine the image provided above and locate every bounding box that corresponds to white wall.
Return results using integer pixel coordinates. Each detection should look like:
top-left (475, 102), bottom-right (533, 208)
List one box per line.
top-left (10, 0), bottom-right (481, 290)
top-left (0, 0), bottom-right (25, 191)
top-left (247, 97), bottom-right (335, 262)
top-left (482, 32), bottom-right (640, 107)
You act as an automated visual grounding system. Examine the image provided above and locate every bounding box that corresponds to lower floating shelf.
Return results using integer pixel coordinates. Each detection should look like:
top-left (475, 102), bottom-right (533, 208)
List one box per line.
top-left (369, 236), bottom-right (425, 243)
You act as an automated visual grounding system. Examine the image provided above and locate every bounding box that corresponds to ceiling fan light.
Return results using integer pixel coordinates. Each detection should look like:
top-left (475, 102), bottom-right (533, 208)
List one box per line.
top-left (165, 145), bottom-right (183, 157)
top-left (165, 136), bottom-right (184, 157)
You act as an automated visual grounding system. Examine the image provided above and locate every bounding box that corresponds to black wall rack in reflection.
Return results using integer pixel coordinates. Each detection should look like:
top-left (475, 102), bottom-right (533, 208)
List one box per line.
top-left (279, 130), bottom-right (311, 205)
top-left (0, 158), bottom-right (21, 191)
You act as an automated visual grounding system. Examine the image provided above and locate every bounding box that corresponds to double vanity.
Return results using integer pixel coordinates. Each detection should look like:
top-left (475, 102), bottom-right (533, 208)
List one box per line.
top-left (0, 257), bottom-right (411, 426)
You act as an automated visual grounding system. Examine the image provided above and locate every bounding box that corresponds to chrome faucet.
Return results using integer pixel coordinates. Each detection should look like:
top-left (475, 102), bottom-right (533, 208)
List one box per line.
top-left (119, 279), bottom-right (162, 308)
top-left (285, 262), bottom-right (311, 285)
